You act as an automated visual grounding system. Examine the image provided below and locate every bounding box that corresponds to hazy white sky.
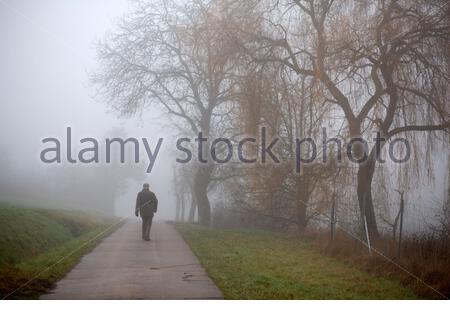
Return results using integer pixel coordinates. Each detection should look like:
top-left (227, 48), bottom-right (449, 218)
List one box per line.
top-left (0, 0), bottom-right (177, 218)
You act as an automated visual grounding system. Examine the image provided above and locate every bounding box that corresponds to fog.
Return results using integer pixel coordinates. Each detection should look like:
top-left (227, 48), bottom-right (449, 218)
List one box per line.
top-left (0, 0), bottom-right (448, 234)
top-left (0, 0), bottom-right (176, 219)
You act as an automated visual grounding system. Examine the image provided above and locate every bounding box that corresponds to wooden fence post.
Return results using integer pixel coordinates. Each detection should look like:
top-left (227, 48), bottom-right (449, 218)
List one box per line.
top-left (362, 192), bottom-right (372, 255)
top-left (397, 192), bottom-right (405, 259)
top-left (330, 193), bottom-right (336, 242)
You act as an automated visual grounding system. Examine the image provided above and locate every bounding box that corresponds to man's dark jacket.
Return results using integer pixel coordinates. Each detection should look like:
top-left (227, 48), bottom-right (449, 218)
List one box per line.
top-left (135, 190), bottom-right (158, 217)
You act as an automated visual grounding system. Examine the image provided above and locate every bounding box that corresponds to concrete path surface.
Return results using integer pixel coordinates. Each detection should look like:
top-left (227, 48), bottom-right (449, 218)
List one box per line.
top-left (41, 221), bottom-right (223, 299)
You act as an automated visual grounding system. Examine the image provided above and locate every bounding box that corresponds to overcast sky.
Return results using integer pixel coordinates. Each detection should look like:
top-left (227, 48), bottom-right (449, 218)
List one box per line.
top-left (0, 0), bottom-right (177, 218)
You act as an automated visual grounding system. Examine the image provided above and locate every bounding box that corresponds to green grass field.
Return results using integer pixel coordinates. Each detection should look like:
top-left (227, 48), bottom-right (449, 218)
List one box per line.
top-left (176, 223), bottom-right (416, 299)
top-left (0, 203), bottom-right (122, 299)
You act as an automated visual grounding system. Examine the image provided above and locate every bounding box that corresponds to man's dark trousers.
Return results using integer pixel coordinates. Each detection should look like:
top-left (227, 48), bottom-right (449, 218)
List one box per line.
top-left (141, 214), bottom-right (153, 240)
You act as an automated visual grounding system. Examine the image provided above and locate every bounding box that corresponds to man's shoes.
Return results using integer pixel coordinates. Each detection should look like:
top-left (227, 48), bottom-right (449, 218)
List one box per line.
top-left (143, 237), bottom-right (151, 241)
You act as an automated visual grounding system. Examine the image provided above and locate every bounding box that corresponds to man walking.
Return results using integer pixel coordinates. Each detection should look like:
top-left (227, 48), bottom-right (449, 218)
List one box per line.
top-left (135, 183), bottom-right (158, 241)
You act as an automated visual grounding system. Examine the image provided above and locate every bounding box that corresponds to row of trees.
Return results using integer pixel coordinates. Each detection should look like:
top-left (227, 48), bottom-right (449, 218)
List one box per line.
top-left (0, 128), bottom-right (144, 214)
top-left (94, 0), bottom-right (450, 240)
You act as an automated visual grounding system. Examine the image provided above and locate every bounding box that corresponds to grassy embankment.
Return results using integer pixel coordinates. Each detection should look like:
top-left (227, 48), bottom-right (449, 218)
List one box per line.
top-left (0, 203), bottom-right (122, 299)
top-left (176, 223), bottom-right (417, 299)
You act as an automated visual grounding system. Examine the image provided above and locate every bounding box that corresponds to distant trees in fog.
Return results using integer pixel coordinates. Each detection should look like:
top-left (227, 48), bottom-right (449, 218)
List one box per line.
top-left (0, 128), bottom-right (145, 215)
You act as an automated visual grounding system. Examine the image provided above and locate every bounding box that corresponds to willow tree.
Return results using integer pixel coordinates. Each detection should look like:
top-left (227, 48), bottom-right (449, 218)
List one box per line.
top-left (247, 0), bottom-right (450, 239)
top-left (93, 0), bottom-right (251, 225)
top-left (229, 65), bottom-right (335, 232)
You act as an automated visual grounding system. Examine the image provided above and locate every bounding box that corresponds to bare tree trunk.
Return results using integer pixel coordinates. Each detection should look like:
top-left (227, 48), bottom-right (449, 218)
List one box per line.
top-left (296, 175), bottom-right (308, 233)
top-left (180, 193), bottom-right (186, 222)
top-left (175, 194), bottom-right (180, 222)
top-left (194, 165), bottom-right (213, 226)
top-left (357, 155), bottom-right (380, 241)
top-left (188, 192), bottom-right (197, 223)
top-left (447, 153), bottom-right (450, 205)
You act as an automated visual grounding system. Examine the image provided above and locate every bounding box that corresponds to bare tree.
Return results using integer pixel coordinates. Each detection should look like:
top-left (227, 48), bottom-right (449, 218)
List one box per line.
top-left (245, 0), bottom-right (450, 239)
top-left (225, 63), bottom-right (335, 232)
top-left (93, 0), bottom-right (248, 225)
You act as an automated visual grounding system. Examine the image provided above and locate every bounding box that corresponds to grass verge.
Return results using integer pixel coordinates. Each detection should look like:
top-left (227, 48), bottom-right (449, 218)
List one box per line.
top-left (176, 223), bottom-right (416, 299)
top-left (0, 204), bottom-right (123, 299)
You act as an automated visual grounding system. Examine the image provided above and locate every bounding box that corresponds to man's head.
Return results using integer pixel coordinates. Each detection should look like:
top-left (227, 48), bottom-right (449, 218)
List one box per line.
top-left (143, 183), bottom-right (149, 190)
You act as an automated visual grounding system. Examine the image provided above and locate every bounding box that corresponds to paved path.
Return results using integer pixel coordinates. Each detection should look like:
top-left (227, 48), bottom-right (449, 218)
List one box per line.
top-left (41, 221), bottom-right (223, 299)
